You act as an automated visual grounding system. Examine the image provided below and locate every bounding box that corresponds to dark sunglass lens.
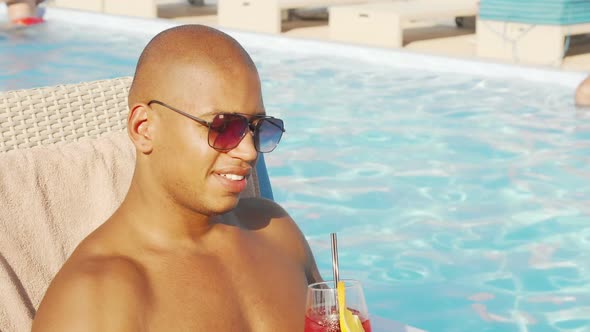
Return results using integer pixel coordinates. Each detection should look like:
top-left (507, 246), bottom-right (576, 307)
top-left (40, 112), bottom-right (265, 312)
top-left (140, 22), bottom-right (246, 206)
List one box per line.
top-left (256, 118), bottom-right (284, 153)
top-left (209, 114), bottom-right (248, 150)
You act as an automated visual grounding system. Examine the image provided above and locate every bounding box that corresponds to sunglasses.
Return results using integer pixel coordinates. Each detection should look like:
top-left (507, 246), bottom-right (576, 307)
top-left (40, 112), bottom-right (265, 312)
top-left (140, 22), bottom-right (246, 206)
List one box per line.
top-left (147, 100), bottom-right (285, 153)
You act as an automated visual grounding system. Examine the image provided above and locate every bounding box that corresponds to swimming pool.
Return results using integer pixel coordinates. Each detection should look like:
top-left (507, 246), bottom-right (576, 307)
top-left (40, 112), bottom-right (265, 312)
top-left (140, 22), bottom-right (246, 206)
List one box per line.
top-left (2, 7), bottom-right (590, 332)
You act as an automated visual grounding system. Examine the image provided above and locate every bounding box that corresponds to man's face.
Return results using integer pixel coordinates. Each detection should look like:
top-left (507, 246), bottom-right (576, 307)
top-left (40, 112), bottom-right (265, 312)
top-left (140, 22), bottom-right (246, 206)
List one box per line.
top-left (151, 63), bottom-right (264, 216)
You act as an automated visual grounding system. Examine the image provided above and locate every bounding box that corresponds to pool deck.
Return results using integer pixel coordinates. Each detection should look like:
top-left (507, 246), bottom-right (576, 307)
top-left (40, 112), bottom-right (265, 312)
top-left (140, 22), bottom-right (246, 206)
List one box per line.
top-left (156, 1), bottom-right (590, 73)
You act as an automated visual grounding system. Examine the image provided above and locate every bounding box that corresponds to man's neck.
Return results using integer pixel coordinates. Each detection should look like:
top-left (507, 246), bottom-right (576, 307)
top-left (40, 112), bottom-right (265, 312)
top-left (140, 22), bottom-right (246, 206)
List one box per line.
top-left (113, 179), bottom-right (232, 253)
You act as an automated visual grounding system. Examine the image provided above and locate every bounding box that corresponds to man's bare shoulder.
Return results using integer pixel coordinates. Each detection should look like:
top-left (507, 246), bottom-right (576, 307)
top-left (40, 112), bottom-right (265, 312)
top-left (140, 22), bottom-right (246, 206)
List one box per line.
top-left (32, 253), bottom-right (149, 332)
top-left (235, 197), bottom-right (323, 284)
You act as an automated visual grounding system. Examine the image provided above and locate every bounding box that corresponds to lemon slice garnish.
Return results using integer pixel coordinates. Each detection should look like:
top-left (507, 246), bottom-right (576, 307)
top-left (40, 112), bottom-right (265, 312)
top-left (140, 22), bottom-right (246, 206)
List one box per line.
top-left (337, 281), bottom-right (365, 332)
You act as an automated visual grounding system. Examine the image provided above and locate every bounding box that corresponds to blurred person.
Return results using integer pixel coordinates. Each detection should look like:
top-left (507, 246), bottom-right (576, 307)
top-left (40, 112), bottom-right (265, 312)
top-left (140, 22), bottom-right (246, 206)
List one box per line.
top-left (1, 0), bottom-right (44, 26)
top-left (575, 75), bottom-right (590, 107)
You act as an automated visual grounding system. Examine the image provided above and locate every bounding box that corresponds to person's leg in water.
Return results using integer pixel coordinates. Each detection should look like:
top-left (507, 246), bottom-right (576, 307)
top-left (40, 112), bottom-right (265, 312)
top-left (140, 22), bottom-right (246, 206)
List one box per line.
top-left (6, 0), bottom-right (45, 26)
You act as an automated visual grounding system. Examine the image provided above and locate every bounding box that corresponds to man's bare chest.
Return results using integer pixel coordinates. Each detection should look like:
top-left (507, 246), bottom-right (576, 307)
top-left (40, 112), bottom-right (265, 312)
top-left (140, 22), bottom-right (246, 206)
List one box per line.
top-left (142, 245), bottom-right (308, 331)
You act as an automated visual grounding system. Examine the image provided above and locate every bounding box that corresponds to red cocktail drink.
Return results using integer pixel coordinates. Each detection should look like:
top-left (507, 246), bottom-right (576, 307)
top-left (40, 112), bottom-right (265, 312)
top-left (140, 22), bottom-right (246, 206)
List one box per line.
top-left (304, 307), bottom-right (372, 332)
top-left (305, 287), bottom-right (372, 332)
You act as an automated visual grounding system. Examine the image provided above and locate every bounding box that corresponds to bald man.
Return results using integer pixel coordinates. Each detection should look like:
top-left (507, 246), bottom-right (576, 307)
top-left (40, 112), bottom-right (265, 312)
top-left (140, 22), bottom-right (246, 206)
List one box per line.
top-left (32, 25), bottom-right (322, 331)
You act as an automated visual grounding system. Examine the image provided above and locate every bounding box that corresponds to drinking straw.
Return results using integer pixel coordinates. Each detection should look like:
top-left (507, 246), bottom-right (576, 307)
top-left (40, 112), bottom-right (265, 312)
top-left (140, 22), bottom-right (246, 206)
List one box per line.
top-left (330, 232), bottom-right (340, 290)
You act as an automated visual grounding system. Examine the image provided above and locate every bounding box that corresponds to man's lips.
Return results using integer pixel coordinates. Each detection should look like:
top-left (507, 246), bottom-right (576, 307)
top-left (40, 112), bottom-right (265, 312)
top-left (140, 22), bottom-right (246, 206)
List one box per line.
top-left (213, 167), bottom-right (251, 193)
top-left (218, 173), bottom-right (245, 181)
top-left (214, 166), bottom-right (251, 179)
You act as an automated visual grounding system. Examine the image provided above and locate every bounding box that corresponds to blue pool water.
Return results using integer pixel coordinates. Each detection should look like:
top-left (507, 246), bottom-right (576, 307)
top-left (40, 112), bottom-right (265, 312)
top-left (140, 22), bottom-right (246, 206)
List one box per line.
top-left (2, 8), bottom-right (590, 332)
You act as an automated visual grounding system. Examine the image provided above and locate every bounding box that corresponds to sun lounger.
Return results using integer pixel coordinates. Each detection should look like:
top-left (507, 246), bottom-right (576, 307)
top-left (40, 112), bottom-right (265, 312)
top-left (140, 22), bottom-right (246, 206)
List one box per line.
top-left (329, 0), bottom-right (478, 48)
top-left (0, 77), bottom-right (271, 331)
top-left (217, 0), bottom-right (385, 34)
top-left (476, 0), bottom-right (590, 66)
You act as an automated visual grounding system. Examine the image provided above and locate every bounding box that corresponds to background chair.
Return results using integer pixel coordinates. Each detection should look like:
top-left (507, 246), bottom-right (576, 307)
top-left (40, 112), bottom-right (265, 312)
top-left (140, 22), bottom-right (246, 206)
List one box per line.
top-left (217, 0), bottom-right (384, 34)
top-left (329, 0), bottom-right (478, 48)
top-left (477, 0), bottom-right (590, 66)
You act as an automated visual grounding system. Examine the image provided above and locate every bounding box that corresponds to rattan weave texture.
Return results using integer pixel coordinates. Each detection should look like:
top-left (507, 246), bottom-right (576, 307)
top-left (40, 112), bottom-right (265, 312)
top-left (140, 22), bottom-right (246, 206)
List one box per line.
top-left (0, 76), bottom-right (132, 153)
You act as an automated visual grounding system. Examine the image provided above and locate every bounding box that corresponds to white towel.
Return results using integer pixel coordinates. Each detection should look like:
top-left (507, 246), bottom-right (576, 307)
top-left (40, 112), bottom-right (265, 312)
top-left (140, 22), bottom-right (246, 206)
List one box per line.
top-left (0, 130), bottom-right (261, 331)
top-left (0, 131), bottom-right (135, 332)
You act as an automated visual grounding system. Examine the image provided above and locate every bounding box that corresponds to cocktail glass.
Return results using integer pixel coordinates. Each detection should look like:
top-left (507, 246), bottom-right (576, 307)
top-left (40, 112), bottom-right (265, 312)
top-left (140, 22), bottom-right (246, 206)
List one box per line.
top-left (304, 279), bottom-right (371, 332)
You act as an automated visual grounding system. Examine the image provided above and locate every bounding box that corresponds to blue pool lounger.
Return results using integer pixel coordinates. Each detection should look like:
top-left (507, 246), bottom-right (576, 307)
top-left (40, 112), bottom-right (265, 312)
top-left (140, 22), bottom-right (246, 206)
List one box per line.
top-left (476, 0), bottom-right (590, 66)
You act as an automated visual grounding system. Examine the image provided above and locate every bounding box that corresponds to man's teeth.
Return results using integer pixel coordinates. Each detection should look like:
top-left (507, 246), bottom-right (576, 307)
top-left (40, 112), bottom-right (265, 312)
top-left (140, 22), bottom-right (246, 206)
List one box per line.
top-left (220, 173), bottom-right (245, 181)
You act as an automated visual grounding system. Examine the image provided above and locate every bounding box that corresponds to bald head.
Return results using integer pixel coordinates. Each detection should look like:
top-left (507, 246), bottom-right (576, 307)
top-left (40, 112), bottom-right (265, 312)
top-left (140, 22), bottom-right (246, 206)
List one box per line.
top-left (128, 25), bottom-right (259, 108)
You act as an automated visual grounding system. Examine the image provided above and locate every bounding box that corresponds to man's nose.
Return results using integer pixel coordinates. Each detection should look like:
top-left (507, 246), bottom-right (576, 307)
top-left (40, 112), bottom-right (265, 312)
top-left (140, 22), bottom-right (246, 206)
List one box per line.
top-left (229, 131), bottom-right (258, 161)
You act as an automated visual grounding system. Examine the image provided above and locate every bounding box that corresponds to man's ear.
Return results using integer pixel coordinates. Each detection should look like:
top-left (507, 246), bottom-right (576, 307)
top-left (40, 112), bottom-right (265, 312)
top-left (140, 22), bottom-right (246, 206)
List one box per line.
top-left (128, 103), bottom-right (153, 154)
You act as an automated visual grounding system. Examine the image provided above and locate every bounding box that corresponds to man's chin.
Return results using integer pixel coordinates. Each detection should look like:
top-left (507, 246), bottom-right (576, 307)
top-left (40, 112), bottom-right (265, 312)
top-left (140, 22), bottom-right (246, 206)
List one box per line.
top-left (208, 198), bottom-right (240, 215)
